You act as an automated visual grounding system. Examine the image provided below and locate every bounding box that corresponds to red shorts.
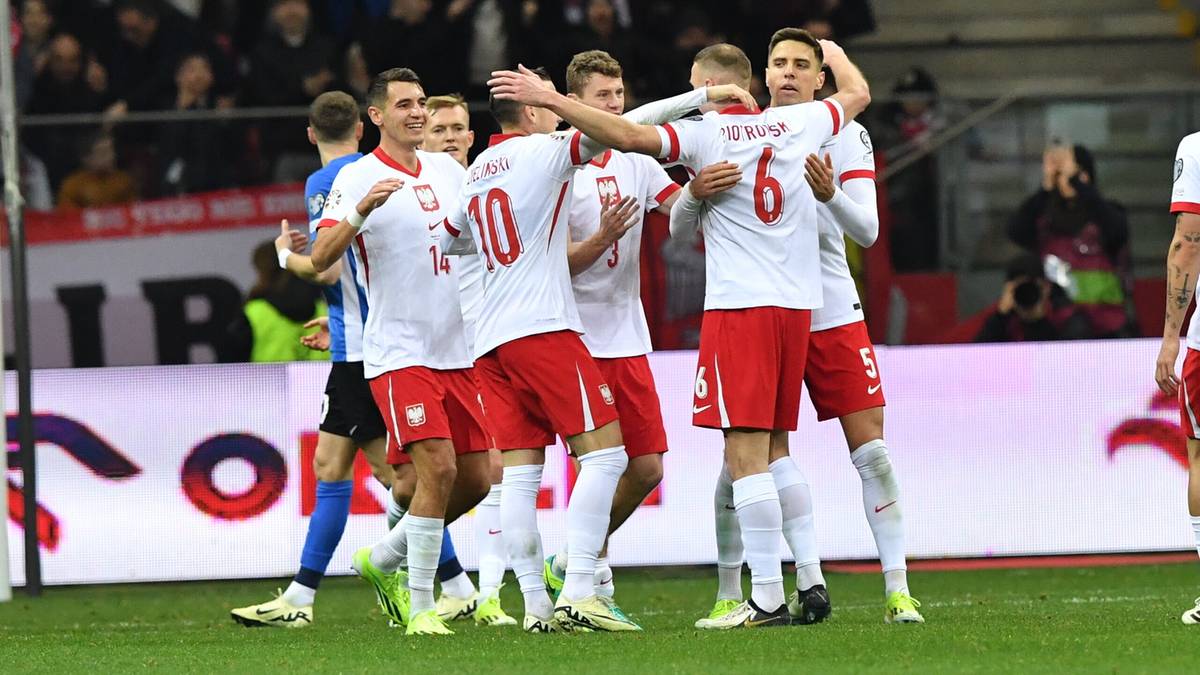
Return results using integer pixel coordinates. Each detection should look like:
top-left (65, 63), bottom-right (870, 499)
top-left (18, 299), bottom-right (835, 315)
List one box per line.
top-left (1179, 348), bottom-right (1200, 439)
top-left (386, 367), bottom-right (495, 466)
top-left (693, 307), bottom-right (811, 431)
top-left (475, 330), bottom-right (619, 450)
top-left (368, 366), bottom-right (490, 465)
top-left (804, 321), bottom-right (886, 421)
top-left (595, 355), bottom-right (668, 458)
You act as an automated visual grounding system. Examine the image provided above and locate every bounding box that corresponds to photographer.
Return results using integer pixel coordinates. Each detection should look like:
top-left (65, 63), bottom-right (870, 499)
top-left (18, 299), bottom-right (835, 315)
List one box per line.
top-left (1007, 142), bottom-right (1133, 337)
top-left (974, 253), bottom-right (1094, 343)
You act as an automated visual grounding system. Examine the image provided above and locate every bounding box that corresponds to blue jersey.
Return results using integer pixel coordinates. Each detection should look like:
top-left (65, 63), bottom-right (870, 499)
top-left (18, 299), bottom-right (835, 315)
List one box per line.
top-left (305, 153), bottom-right (367, 362)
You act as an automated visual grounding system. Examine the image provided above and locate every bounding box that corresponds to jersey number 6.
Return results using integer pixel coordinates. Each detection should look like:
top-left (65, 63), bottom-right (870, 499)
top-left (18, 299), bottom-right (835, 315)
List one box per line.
top-left (754, 147), bottom-right (784, 225)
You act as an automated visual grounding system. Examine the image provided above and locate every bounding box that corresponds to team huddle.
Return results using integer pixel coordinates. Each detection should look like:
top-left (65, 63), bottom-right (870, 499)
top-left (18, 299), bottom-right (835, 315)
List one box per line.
top-left (229, 27), bottom-right (924, 636)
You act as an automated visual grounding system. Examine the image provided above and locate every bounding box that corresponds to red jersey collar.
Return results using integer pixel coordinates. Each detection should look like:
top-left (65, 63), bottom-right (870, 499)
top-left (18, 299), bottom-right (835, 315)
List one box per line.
top-left (589, 150), bottom-right (613, 168)
top-left (717, 104), bottom-right (761, 116)
top-left (489, 132), bottom-right (529, 147)
top-left (372, 146), bottom-right (421, 177)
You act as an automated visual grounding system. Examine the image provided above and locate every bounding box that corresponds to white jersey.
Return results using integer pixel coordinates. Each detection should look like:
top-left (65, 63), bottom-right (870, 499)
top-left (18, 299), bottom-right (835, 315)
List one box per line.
top-left (320, 148), bottom-right (472, 378)
top-left (457, 252), bottom-right (484, 354)
top-left (569, 151), bottom-right (680, 358)
top-left (1171, 132), bottom-right (1200, 351)
top-left (812, 120), bottom-right (876, 332)
top-left (655, 100), bottom-right (844, 310)
top-left (446, 131), bottom-right (602, 358)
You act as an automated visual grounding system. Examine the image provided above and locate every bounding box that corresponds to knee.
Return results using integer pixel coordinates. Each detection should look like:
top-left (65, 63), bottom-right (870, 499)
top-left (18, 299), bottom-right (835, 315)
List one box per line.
top-left (312, 451), bottom-right (350, 483)
top-left (369, 464), bottom-right (394, 488)
top-left (426, 454), bottom-right (458, 491)
top-left (631, 457), bottom-right (663, 493)
top-left (392, 468), bottom-right (416, 507)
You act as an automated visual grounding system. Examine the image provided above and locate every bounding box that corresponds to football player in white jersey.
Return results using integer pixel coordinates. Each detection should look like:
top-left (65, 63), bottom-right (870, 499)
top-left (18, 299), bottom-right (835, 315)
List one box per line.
top-left (310, 68), bottom-right (493, 637)
top-left (489, 31), bottom-right (871, 629)
top-left (444, 66), bottom-right (753, 633)
top-left (230, 91), bottom-right (391, 629)
top-left (1155, 130), bottom-right (1200, 625)
top-left (541, 51), bottom-right (683, 610)
top-left (418, 93), bottom-right (516, 627)
top-left (673, 34), bottom-right (922, 627)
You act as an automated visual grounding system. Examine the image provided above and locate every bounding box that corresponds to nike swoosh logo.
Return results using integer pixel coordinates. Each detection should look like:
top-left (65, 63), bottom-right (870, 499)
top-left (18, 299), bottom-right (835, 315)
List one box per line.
top-left (488, 529), bottom-right (502, 535)
top-left (867, 384), bottom-right (882, 395)
top-left (745, 616), bottom-right (780, 627)
top-left (723, 505), bottom-right (736, 510)
top-left (875, 500), bottom-right (897, 513)
top-left (428, 221), bottom-right (441, 230)
top-left (255, 608), bottom-right (275, 616)
top-left (598, 577), bottom-right (613, 586)
top-left (693, 404), bottom-right (712, 414)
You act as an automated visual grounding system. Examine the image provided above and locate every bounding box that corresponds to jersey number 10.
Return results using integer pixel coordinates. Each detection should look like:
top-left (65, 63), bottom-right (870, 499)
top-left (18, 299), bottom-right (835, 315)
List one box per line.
top-left (467, 188), bottom-right (524, 272)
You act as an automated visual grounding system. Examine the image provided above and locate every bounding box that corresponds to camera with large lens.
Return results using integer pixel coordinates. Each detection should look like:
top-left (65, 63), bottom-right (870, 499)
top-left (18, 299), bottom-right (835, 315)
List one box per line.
top-left (1012, 279), bottom-right (1042, 309)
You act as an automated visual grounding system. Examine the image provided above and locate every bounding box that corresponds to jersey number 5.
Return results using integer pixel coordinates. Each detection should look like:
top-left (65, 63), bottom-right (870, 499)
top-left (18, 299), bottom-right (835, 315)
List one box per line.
top-left (467, 188), bottom-right (523, 271)
top-left (754, 147), bottom-right (784, 225)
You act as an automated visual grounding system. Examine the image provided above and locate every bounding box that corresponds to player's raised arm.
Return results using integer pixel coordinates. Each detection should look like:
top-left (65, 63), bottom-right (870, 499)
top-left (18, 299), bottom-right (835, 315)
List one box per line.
top-left (622, 84), bottom-right (756, 126)
top-left (489, 65), bottom-right (663, 156)
top-left (311, 177), bottom-right (403, 272)
top-left (819, 40), bottom-right (871, 123)
top-left (275, 219), bottom-right (342, 285)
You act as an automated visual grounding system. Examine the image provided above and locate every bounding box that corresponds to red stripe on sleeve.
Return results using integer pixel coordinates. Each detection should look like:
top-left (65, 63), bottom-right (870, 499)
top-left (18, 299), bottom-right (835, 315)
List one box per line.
top-left (662, 123), bottom-right (681, 164)
top-left (570, 130), bottom-right (584, 166)
top-left (839, 169), bottom-right (876, 183)
top-left (547, 182), bottom-right (570, 249)
top-left (443, 217), bottom-right (461, 237)
top-left (1172, 201), bottom-right (1200, 215)
top-left (354, 234), bottom-right (370, 288)
top-left (317, 218), bottom-right (340, 229)
top-left (654, 182), bottom-right (682, 206)
top-left (823, 100), bottom-right (841, 135)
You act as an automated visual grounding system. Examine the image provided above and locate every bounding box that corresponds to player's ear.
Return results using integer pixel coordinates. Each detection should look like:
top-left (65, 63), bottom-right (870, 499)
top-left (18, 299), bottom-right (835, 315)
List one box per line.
top-left (367, 105), bottom-right (384, 126)
top-left (467, 129), bottom-right (476, 146)
top-left (567, 92), bottom-right (580, 102)
top-left (306, 127), bottom-right (317, 146)
top-left (815, 70), bottom-right (826, 91)
top-left (355, 120), bottom-right (364, 141)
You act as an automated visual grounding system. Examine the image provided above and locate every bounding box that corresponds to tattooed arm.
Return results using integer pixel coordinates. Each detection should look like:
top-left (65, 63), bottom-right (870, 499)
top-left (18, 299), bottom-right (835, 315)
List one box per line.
top-left (1156, 213), bottom-right (1200, 395)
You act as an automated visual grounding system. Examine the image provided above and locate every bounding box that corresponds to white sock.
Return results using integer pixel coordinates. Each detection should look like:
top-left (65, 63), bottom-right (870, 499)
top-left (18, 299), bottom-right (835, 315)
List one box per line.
top-left (369, 512), bottom-right (408, 572)
top-left (474, 483), bottom-right (506, 596)
top-left (733, 472), bottom-right (785, 611)
top-left (769, 457), bottom-right (825, 591)
top-left (406, 515), bottom-right (443, 616)
top-left (1192, 516), bottom-right (1200, 561)
top-left (714, 463), bottom-right (744, 601)
top-left (852, 440), bottom-right (908, 594)
top-left (386, 495), bottom-right (406, 531)
top-left (502, 464), bottom-right (553, 619)
top-left (551, 545), bottom-right (568, 577)
top-left (441, 571), bottom-right (475, 600)
top-left (594, 556), bottom-right (615, 598)
top-left (282, 580), bottom-right (315, 607)
top-left (563, 446), bottom-right (627, 601)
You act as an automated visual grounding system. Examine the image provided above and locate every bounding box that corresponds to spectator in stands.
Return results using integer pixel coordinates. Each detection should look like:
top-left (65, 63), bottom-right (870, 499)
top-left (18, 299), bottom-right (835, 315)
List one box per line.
top-left (245, 0), bottom-right (338, 181)
top-left (551, 0), bottom-right (644, 92)
top-left (15, 0), bottom-right (58, 110)
top-left (25, 33), bottom-right (112, 188)
top-left (360, 0), bottom-right (454, 94)
top-left (877, 66), bottom-right (944, 272)
top-left (1007, 143), bottom-right (1134, 337)
top-left (56, 132), bottom-right (137, 209)
top-left (102, 0), bottom-right (232, 114)
top-left (157, 53), bottom-right (235, 195)
top-left (974, 252), bottom-right (1093, 343)
top-left (455, 0), bottom-right (546, 99)
top-left (221, 241), bottom-right (328, 363)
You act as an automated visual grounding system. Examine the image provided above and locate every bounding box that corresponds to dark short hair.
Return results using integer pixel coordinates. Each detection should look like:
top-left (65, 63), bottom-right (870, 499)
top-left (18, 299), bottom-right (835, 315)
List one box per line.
top-left (1005, 252), bottom-right (1046, 282)
top-left (115, 0), bottom-right (160, 18)
top-left (489, 66), bottom-right (552, 127)
top-left (566, 50), bottom-right (622, 96)
top-left (309, 91), bottom-right (360, 143)
top-left (366, 67), bottom-right (423, 109)
top-left (693, 43), bottom-right (752, 88)
top-left (767, 27), bottom-right (823, 65)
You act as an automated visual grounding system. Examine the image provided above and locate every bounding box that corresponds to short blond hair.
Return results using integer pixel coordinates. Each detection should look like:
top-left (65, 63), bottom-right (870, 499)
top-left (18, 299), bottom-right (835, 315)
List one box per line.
top-left (566, 50), bottom-right (623, 96)
top-left (693, 43), bottom-right (752, 89)
top-left (426, 93), bottom-right (469, 116)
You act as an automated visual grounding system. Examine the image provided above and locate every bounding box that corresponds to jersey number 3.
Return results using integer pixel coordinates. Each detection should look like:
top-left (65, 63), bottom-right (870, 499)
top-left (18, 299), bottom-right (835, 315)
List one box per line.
top-left (467, 188), bottom-right (523, 271)
top-left (754, 147), bottom-right (784, 225)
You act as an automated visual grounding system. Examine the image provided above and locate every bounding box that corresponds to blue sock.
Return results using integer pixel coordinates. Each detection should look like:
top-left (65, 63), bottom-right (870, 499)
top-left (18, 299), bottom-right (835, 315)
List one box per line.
top-left (294, 480), bottom-right (352, 590)
top-left (437, 528), bottom-right (464, 581)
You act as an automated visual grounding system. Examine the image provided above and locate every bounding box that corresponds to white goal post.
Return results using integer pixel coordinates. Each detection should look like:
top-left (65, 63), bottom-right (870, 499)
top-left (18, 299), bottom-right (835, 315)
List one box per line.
top-left (0, 0), bottom-right (20, 603)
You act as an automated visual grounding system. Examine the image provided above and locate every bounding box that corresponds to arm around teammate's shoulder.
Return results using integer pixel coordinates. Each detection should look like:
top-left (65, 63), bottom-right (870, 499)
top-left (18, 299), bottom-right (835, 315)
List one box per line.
top-left (820, 40), bottom-right (871, 123)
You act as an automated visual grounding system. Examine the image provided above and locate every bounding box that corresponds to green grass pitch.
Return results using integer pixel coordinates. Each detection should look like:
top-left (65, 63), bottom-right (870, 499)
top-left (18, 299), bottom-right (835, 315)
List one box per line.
top-left (1, 563), bottom-right (1196, 673)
